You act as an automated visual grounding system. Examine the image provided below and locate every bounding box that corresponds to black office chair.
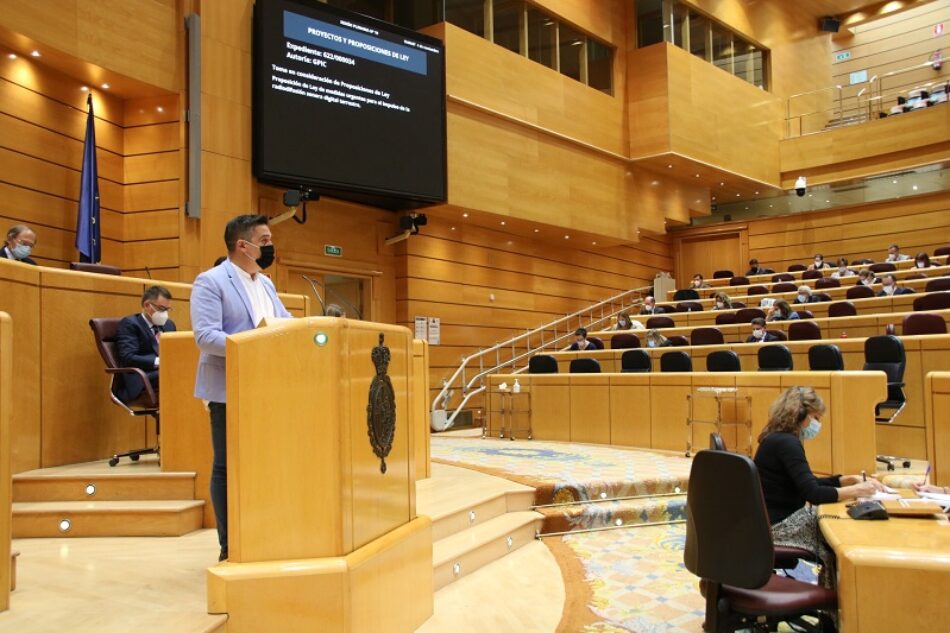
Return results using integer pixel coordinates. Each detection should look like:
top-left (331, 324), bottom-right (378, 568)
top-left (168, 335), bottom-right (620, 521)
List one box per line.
top-left (660, 351), bottom-right (692, 372)
top-left (706, 350), bottom-right (741, 372)
top-left (863, 335), bottom-right (910, 470)
top-left (757, 345), bottom-right (793, 371)
top-left (684, 450), bottom-right (837, 633)
top-left (673, 289), bottom-right (700, 301)
top-left (528, 354), bottom-right (558, 374)
top-left (709, 432), bottom-right (727, 451)
top-left (620, 349), bottom-right (651, 373)
top-left (88, 318), bottom-right (160, 466)
top-left (713, 270), bottom-right (734, 279)
top-left (569, 358), bottom-right (601, 374)
top-left (808, 344), bottom-right (844, 371)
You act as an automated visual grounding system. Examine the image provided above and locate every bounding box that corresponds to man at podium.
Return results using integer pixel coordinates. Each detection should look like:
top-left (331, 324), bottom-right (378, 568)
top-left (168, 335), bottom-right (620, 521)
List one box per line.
top-left (190, 214), bottom-right (292, 561)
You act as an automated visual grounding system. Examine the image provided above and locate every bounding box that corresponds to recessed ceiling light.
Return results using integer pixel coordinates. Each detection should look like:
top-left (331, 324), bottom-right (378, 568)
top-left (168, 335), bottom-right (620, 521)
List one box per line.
top-left (564, 235), bottom-right (570, 240)
top-left (450, 226), bottom-right (456, 231)
top-left (769, 204), bottom-right (773, 208)
top-left (736, 193), bottom-right (740, 197)
top-left (667, 164), bottom-right (672, 168)
top-left (80, 86), bottom-right (88, 92)
top-left (754, 191), bottom-right (759, 195)
top-left (650, 180), bottom-right (659, 186)
top-left (592, 241), bottom-right (597, 245)
top-left (462, 212), bottom-right (469, 218)
top-left (720, 182), bottom-right (724, 186)
top-left (499, 221), bottom-right (506, 226)
top-left (30, 50), bottom-right (40, 57)
top-left (156, 106), bottom-right (164, 113)
top-left (712, 196), bottom-right (716, 200)
top-left (695, 173), bottom-right (700, 177)
top-left (912, 185), bottom-right (918, 191)
top-left (825, 200), bottom-right (830, 203)
top-left (533, 228), bottom-right (539, 233)
top-left (892, 179), bottom-right (898, 184)
top-left (7, 53), bottom-right (16, 60)
top-left (745, 206), bottom-right (749, 210)
top-left (101, 83), bottom-right (110, 89)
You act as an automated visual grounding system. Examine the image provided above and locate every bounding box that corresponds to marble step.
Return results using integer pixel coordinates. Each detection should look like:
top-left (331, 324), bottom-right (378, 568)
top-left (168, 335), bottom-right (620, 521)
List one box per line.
top-left (432, 510), bottom-right (543, 590)
top-left (536, 494), bottom-right (688, 534)
top-left (12, 500), bottom-right (205, 538)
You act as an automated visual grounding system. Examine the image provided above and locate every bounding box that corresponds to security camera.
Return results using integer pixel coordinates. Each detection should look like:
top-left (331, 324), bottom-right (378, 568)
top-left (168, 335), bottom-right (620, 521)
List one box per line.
top-left (270, 188), bottom-right (319, 225)
top-left (386, 212), bottom-right (429, 246)
top-left (794, 176), bottom-right (807, 197)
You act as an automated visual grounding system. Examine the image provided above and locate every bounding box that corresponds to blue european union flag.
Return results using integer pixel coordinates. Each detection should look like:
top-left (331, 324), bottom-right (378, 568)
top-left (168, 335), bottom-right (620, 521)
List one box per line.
top-left (76, 93), bottom-right (100, 263)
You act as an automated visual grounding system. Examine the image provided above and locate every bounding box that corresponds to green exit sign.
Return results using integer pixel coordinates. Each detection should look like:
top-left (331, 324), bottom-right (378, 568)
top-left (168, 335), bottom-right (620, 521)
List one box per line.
top-left (834, 51), bottom-right (851, 63)
top-left (324, 244), bottom-right (343, 257)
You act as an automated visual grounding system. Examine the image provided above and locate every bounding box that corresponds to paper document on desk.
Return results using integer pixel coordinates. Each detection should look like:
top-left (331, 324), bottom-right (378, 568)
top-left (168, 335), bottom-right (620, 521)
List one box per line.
top-left (916, 491), bottom-right (950, 511)
top-left (871, 491), bottom-right (902, 501)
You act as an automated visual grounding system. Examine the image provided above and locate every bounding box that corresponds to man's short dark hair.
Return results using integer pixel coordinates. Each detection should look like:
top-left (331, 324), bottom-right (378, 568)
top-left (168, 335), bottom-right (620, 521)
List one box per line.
top-left (142, 285), bottom-right (172, 304)
top-left (883, 273), bottom-right (897, 282)
top-left (750, 317), bottom-right (766, 327)
top-left (749, 258), bottom-right (758, 266)
top-left (574, 328), bottom-right (587, 337)
top-left (6, 224), bottom-right (30, 240)
top-left (693, 273), bottom-right (703, 279)
top-left (224, 215), bottom-right (269, 253)
top-left (889, 243), bottom-right (899, 250)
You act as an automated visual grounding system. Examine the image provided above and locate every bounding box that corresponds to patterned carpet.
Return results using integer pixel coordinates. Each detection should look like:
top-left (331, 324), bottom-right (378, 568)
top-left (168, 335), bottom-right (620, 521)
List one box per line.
top-left (431, 437), bottom-right (693, 507)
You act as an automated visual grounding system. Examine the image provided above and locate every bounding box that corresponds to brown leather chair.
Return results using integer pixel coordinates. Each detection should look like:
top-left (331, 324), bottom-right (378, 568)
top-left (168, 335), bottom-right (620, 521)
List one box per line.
top-left (771, 282), bottom-right (797, 293)
top-left (71, 262), bottom-right (122, 276)
top-left (767, 329), bottom-right (788, 341)
top-left (933, 246), bottom-right (950, 258)
top-left (676, 301), bottom-right (704, 312)
top-left (746, 285), bottom-right (769, 295)
top-left (828, 301), bottom-right (857, 318)
top-left (787, 264), bottom-right (807, 272)
top-left (684, 450), bottom-right (837, 633)
top-left (771, 273), bottom-right (794, 283)
top-left (846, 285), bottom-right (874, 300)
top-left (734, 308), bottom-right (766, 323)
top-left (715, 312), bottom-right (736, 325)
top-left (668, 335), bottom-right (690, 347)
top-left (713, 270), bottom-right (734, 279)
top-left (796, 310), bottom-right (814, 319)
top-left (788, 321), bottom-right (822, 341)
top-left (913, 291), bottom-right (950, 311)
top-left (728, 276), bottom-right (750, 287)
top-left (610, 333), bottom-right (640, 349)
top-left (869, 262), bottom-right (896, 274)
top-left (801, 269), bottom-right (822, 280)
top-left (646, 316), bottom-right (675, 329)
top-left (925, 278), bottom-right (950, 293)
top-left (88, 318), bottom-right (159, 466)
top-left (902, 313), bottom-right (948, 336)
top-left (851, 258), bottom-right (874, 265)
top-left (691, 327), bottom-right (724, 346)
top-left (586, 336), bottom-right (605, 350)
top-left (815, 277), bottom-right (840, 289)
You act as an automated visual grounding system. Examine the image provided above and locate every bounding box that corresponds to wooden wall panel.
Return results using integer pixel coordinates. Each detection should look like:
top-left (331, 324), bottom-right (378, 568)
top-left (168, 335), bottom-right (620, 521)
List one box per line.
top-left (671, 191), bottom-right (950, 274)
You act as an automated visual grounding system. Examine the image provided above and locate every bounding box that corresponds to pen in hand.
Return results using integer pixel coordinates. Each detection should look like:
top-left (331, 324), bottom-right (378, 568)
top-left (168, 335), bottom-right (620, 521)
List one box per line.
top-left (923, 464), bottom-right (931, 486)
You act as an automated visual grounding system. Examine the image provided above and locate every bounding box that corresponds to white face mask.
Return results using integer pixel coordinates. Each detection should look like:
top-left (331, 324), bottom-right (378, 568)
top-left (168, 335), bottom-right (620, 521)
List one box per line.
top-left (647, 340), bottom-right (656, 348)
top-left (618, 319), bottom-right (628, 328)
top-left (150, 309), bottom-right (169, 327)
top-left (815, 259), bottom-right (822, 266)
top-left (801, 417), bottom-right (822, 440)
top-left (716, 301), bottom-right (724, 309)
top-left (798, 293), bottom-right (808, 301)
top-left (752, 328), bottom-right (765, 339)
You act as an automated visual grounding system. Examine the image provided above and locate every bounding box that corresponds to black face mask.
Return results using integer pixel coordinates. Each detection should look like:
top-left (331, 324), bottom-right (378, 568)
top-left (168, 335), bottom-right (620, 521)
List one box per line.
top-left (255, 244), bottom-right (275, 269)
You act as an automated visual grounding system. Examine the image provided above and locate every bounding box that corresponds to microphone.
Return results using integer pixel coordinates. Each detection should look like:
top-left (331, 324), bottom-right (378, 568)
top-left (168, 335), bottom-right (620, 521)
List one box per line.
top-left (301, 275), bottom-right (326, 314)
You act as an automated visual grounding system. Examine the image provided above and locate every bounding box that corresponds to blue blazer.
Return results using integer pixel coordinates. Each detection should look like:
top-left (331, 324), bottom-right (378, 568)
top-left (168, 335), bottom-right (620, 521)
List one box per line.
top-left (115, 313), bottom-right (176, 402)
top-left (190, 259), bottom-right (291, 402)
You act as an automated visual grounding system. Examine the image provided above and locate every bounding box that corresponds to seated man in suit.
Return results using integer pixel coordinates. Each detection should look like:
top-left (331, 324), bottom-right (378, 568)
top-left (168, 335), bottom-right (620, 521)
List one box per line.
top-left (885, 243), bottom-right (911, 262)
top-left (2, 224), bottom-right (37, 265)
top-left (877, 273), bottom-right (913, 296)
top-left (746, 317), bottom-right (780, 343)
top-left (114, 285), bottom-right (176, 403)
top-left (640, 296), bottom-right (663, 315)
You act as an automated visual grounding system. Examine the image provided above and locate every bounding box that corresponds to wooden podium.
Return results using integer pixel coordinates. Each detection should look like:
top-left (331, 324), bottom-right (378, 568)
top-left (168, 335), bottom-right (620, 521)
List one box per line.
top-left (206, 318), bottom-right (432, 632)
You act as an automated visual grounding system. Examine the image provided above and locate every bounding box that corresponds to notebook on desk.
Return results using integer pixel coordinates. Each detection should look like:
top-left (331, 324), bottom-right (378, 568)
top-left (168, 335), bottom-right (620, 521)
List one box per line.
top-left (881, 498), bottom-right (945, 517)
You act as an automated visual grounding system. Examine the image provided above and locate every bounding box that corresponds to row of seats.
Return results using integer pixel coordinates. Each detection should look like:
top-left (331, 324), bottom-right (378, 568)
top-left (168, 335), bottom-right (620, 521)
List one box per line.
top-left (709, 247), bottom-right (950, 281)
top-left (664, 276), bottom-right (950, 310)
top-left (535, 336), bottom-right (895, 375)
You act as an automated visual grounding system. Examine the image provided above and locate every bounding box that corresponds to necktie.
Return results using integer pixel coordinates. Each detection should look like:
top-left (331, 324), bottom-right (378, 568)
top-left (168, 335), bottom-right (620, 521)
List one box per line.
top-left (152, 325), bottom-right (162, 340)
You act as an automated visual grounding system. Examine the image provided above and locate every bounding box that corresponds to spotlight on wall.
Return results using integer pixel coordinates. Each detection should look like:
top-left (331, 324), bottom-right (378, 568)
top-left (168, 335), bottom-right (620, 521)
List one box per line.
top-left (386, 213), bottom-right (427, 246)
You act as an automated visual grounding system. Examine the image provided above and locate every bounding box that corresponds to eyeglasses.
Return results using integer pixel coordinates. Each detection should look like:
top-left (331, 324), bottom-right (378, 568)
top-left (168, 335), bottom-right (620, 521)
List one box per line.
top-left (147, 302), bottom-right (172, 313)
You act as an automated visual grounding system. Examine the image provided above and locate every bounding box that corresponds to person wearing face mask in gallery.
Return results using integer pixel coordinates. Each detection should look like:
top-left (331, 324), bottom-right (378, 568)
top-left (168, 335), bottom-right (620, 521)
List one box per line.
top-left (754, 387), bottom-right (884, 586)
top-left (191, 214), bottom-right (292, 563)
top-left (609, 310), bottom-right (644, 331)
top-left (766, 299), bottom-right (800, 322)
top-left (793, 284), bottom-right (819, 304)
top-left (830, 257), bottom-right (855, 279)
top-left (807, 253), bottom-right (832, 271)
top-left (2, 224), bottom-right (38, 265)
top-left (745, 317), bottom-right (780, 343)
top-left (644, 328), bottom-right (672, 348)
top-left (711, 292), bottom-right (732, 311)
top-left (856, 269), bottom-right (878, 287)
top-left (876, 273), bottom-right (914, 297)
top-left (913, 252), bottom-right (933, 269)
top-left (114, 285), bottom-right (177, 404)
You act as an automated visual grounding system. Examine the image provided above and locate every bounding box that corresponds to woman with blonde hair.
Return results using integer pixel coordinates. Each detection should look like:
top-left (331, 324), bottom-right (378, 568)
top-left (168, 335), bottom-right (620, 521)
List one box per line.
top-left (754, 387), bottom-right (883, 582)
top-left (712, 292), bottom-right (732, 310)
top-left (645, 329), bottom-right (671, 348)
top-left (610, 310), bottom-right (644, 331)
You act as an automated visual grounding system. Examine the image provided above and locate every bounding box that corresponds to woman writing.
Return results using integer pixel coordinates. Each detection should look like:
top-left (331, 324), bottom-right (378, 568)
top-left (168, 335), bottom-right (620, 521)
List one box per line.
top-left (754, 387), bottom-right (884, 582)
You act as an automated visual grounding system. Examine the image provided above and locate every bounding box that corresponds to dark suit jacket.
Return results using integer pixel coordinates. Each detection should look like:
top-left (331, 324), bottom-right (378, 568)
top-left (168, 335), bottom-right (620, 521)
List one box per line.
top-left (877, 287), bottom-right (913, 297)
top-left (1, 246), bottom-right (37, 266)
top-left (114, 314), bottom-right (176, 402)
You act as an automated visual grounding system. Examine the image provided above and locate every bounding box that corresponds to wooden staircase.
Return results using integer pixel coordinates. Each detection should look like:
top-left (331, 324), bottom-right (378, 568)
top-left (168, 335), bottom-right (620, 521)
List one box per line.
top-left (12, 462), bottom-right (204, 538)
top-left (420, 463), bottom-right (543, 590)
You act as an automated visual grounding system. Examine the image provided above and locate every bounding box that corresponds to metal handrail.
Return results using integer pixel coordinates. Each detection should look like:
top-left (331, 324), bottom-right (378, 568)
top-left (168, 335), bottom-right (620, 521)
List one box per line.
top-left (430, 284), bottom-right (653, 429)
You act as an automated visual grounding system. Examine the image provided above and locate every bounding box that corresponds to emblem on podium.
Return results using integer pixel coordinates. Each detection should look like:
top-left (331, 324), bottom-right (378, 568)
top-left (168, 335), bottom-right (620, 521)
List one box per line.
top-left (367, 333), bottom-right (396, 473)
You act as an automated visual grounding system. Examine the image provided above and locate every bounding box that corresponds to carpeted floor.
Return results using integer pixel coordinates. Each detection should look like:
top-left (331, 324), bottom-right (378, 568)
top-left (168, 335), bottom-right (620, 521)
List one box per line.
top-left (431, 437), bottom-right (693, 507)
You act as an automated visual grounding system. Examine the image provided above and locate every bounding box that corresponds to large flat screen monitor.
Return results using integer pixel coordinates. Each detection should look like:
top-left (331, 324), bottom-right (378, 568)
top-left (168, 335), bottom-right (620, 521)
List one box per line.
top-left (253, 0), bottom-right (446, 209)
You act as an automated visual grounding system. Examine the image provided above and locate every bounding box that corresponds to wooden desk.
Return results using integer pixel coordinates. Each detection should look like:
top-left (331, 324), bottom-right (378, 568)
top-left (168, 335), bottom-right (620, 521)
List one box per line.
top-left (819, 500), bottom-right (950, 633)
top-left (488, 371), bottom-right (885, 476)
top-left (925, 372), bottom-right (950, 487)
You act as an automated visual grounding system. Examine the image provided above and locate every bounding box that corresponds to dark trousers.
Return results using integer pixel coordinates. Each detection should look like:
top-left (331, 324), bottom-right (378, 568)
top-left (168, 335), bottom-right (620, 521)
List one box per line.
top-left (209, 401), bottom-right (228, 552)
